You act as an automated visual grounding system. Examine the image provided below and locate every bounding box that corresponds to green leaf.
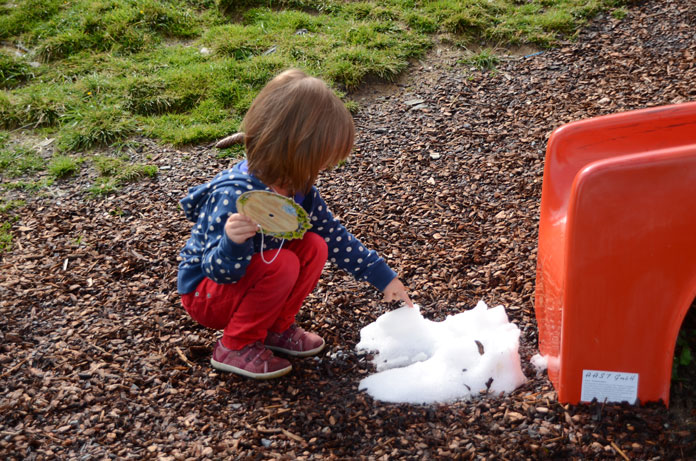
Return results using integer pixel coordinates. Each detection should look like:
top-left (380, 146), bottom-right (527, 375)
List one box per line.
top-left (679, 346), bottom-right (693, 366)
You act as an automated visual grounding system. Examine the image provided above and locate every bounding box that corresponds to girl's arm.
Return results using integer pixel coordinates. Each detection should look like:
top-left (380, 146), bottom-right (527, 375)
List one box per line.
top-left (199, 191), bottom-right (255, 284)
top-left (308, 189), bottom-right (405, 295)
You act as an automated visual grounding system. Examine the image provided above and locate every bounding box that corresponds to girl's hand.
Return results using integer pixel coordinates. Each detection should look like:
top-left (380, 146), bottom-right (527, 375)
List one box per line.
top-left (383, 278), bottom-right (414, 308)
top-left (225, 213), bottom-right (258, 244)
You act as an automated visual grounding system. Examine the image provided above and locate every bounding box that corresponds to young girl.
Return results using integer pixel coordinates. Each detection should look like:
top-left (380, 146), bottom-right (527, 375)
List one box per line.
top-left (177, 68), bottom-right (412, 379)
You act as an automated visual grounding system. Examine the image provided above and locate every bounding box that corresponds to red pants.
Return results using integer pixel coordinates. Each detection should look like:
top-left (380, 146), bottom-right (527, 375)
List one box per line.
top-left (181, 232), bottom-right (328, 350)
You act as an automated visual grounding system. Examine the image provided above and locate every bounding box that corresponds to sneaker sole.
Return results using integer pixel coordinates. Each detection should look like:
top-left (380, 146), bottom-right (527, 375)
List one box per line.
top-left (266, 341), bottom-right (326, 357)
top-left (210, 358), bottom-right (292, 379)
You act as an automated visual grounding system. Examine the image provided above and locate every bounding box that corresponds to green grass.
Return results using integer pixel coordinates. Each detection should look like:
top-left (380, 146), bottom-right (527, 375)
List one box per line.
top-left (48, 154), bottom-right (81, 178)
top-left (87, 177), bottom-right (120, 197)
top-left (612, 7), bottom-right (628, 19)
top-left (0, 0), bottom-right (628, 247)
top-left (0, 220), bottom-right (14, 252)
top-left (88, 155), bottom-right (158, 197)
top-left (0, 199), bottom-right (23, 253)
top-left (0, 144), bottom-right (44, 178)
top-left (1, 0), bottom-right (627, 152)
top-left (673, 307), bottom-right (696, 381)
top-left (460, 48), bottom-right (501, 70)
top-left (0, 52), bottom-right (33, 89)
top-left (0, 199), bottom-right (24, 214)
top-left (0, 132), bottom-right (33, 252)
top-left (2, 178), bottom-right (53, 191)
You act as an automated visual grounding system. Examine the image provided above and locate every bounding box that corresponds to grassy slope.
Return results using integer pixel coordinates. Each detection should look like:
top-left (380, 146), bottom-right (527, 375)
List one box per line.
top-left (1, 0), bottom-right (624, 148)
top-left (0, 0), bottom-right (626, 249)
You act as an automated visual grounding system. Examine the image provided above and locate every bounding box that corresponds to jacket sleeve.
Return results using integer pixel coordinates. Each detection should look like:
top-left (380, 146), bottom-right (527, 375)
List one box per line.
top-left (199, 190), bottom-right (254, 283)
top-left (308, 189), bottom-right (397, 292)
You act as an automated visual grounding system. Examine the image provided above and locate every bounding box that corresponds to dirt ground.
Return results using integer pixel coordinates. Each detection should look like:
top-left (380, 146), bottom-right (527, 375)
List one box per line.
top-left (2, 0), bottom-right (696, 459)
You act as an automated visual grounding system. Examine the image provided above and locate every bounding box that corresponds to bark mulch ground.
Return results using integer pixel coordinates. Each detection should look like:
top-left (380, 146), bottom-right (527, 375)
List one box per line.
top-left (2, 0), bottom-right (696, 459)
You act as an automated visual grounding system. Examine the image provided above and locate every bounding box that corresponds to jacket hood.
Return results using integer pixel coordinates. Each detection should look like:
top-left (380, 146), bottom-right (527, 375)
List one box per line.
top-left (180, 160), bottom-right (266, 222)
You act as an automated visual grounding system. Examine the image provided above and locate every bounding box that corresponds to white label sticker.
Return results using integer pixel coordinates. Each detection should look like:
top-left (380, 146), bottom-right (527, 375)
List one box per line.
top-left (580, 370), bottom-right (639, 404)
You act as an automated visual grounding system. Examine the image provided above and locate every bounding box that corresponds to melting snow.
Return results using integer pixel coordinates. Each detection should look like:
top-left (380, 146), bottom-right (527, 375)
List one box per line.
top-left (356, 300), bottom-right (526, 404)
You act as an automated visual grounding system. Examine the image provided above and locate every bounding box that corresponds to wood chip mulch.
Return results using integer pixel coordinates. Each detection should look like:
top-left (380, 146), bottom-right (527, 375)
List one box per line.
top-left (1, 0), bottom-right (695, 459)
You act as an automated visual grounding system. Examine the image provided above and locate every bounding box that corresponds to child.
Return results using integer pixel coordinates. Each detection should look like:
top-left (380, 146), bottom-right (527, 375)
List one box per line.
top-left (177, 68), bottom-right (412, 379)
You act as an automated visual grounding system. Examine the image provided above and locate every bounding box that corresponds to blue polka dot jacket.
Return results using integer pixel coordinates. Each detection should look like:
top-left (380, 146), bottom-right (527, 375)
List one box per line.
top-left (177, 160), bottom-right (397, 294)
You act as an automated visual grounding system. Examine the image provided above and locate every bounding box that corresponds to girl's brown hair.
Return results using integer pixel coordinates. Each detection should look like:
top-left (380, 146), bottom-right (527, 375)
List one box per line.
top-left (241, 68), bottom-right (355, 194)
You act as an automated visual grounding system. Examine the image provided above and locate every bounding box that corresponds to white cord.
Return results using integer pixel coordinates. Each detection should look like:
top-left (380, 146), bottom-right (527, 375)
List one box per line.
top-left (258, 225), bottom-right (285, 264)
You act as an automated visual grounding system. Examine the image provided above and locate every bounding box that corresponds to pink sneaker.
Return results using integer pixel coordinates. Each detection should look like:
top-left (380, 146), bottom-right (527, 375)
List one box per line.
top-left (210, 341), bottom-right (291, 379)
top-left (265, 324), bottom-right (325, 357)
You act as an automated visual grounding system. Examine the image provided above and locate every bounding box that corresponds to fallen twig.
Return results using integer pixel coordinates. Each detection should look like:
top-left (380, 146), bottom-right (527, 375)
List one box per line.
top-left (611, 441), bottom-right (631, 461)
top-left (282, 429), bottom-right (307, 445)
top-left (175, 346), bottom-right (194, 368)
top-left (0, 353), bottom-right (34, 379)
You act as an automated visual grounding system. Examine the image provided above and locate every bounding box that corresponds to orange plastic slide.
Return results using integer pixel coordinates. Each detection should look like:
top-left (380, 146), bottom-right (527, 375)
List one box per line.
top-left (534, 101), bottom-right (696, 406)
